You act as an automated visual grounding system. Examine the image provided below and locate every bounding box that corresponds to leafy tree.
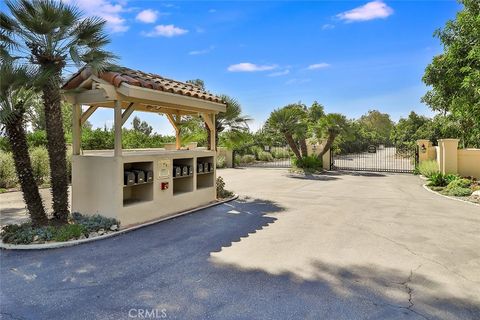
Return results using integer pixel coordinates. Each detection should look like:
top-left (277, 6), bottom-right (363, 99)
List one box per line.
top-left (132, 116), bottom-right (153, 136)
top-left (422, 0), bottom-right (480, 147)
top-left (358, 110), bottom-right (394, 146)
top-left (266, 105), bottom-right (305, 159)
top-left (0, 62), bottom-right (47, 226)
top-left (2, 0), bottom-right (116, 222)
top-left (186, 79), bottom-right (206, 91)
top-left (313, 113), bottom-right (349, 157)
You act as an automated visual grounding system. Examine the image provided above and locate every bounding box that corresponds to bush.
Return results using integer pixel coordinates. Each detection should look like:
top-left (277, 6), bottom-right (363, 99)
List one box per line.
top-left (27, 130), bottom-right (48, 148)
top-left (216, 176), bottom-right (234, 199)
top-left (240, 154), bottom-right (256, 164)
top-left (444, 174), bottom-right (460, 185)
top-left (442, 186), bottom-right (472, 197)
top-left (427, 172), bottom-right (448, 187)
top-left (216, 156), bottom-right (226, 168)
top-left (0, 151), bottom-right (17, 188)
top-left (71, 212), bottom-right (120, 233)
top-left (417, 160), bottom-right (439, 178)
top-left (271, 148), bottom-right (289, 159)
top-left (53, 224), bottom-right (86, 242)
top-left (1, 213), bottom-right (121, 244)
top-left (446, 178), bottom-right (472, 189)
top-left (251, 146), bottom-right (263, 159)
top-left (293, 155), bottom-right (322, 170)
top-left (30, 146), bottom-right (50, 185)
top-left (257, 151), bottom-right (274, 162)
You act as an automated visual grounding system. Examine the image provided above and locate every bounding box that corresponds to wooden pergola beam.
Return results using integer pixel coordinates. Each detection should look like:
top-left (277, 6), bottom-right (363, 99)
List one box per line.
top-left (166, 113), bottom-right (181, 150)
top-left (202, 113), bottom-right (216, 151)
top-left (81, 106), bottom-right (98, 125)
top-left (121, 103), bottom-right (136, 126)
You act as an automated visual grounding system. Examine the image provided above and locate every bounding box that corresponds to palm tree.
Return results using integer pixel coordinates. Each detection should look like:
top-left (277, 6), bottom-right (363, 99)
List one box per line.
top-left (266, 105), bottom-right (305, 159)
top-left (208, 94), bottom-right (250, 150)
top-left (2, 0), bottom-right (116, 223)
top-left (0, 62), bottom-right (48, 226)
top-left (314, 113), bottom-right (349, 158)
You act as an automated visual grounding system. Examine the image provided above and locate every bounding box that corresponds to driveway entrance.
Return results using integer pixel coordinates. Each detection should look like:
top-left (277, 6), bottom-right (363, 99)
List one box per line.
top-left (1, 168), bottom-right (479, 319)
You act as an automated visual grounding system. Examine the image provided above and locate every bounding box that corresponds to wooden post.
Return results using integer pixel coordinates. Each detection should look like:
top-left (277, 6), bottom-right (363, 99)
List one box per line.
top-left (114, 100), bottom-right (122, 157)
top-left (72, 103), bottom-right (81, 155)
top-left (166, 113), bottom-right (181, 150)
top-left (202, 113), bottom-right (216, 151)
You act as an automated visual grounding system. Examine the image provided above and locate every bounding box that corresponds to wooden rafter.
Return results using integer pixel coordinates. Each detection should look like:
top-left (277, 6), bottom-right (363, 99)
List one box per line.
top-left (121, 103), bottom-right (136, 125)
top-left (81, 106), bottom-right (98, 125)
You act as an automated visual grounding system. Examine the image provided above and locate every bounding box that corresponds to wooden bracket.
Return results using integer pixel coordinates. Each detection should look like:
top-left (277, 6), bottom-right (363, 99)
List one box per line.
top-left (121, 103), bottom-right (136, 125)
top-left (81, 106), bottom-right (98, 125)
top-left (166, 113), bottom-right (182, 150)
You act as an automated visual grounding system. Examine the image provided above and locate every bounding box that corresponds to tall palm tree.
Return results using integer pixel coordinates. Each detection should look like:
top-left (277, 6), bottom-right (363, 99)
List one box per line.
top-left (314, 113), bottom-right (349, 158)
top-left (2, 0), bottom-right (116, 223)
top-left (0, 62), bottom-right (48, 226)
top-left (207, 94), bottom-right (250, 150)
top-left (266, 105), bottom-right (305, 159)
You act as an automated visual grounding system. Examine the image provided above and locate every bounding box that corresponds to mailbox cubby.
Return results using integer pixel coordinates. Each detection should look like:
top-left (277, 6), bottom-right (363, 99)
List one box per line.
top-left (123, 161), bottom-right (153, 206)
top-left (196, 156), bottom-right (214, 189)
top-left (173, 158), bottom-right (194, 195)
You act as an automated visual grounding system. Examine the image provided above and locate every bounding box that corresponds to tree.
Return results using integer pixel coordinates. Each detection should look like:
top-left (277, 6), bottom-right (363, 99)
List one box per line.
top-left (2, 0), bottom-right (116, 222)
top-left (0, 62), bottom-right (48, 226)
top-left (422, 0), bottom-right (480, 147)
top-left (313, 113), bottom-right (349, 158)
top-left (132, 116), bottom-right (153, 136)
top-left (358, 110), bottom-right (394, 146)
top-left (186, 79), bottom-right (206, 91)
top-left (266, 105), bottom-right (305, 159)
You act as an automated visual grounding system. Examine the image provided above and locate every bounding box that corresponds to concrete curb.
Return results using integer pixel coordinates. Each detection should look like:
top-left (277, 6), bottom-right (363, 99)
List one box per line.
top-left (0, 194), bottom-right (239, 250)
top-left (422, 184), bottom-right (480, 207)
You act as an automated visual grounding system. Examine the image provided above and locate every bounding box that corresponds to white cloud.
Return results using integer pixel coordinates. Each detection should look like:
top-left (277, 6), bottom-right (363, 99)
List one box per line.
top-left (337, 1), bottom-right (393, 22)
top-left (322, 24), bottom-right (335, 30)
top-left (189, 46), bottom-right (215, 55)
top-left (136, 9), bottom-right (159, 23)
top-left (144, 24), bottom-right (188, 37)
top-left (307, 63), bottom-right (330, 70)
top-left (63, 0), bottom-right (129, 33)
top-left (227, 63), bottom-right (277, 72)
top-left (268, 69), bottom-right (290, 77)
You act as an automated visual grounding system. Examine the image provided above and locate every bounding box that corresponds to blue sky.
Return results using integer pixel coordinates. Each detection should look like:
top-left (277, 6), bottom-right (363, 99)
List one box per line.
top-left (29, 1), bottom-right (465, 134)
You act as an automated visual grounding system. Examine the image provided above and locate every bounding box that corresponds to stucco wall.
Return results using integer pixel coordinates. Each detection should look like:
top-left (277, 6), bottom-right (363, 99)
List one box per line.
top-left (217, 147), bottom-right (233, 168)
top-left (457, 149), bottom-right (480, 178)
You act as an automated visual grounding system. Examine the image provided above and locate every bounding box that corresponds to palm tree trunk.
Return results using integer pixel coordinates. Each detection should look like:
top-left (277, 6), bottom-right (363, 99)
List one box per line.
top-left (285, 133), bottom-right (302, 159)
top-left (42, 72), bottom-right (69, 223)
top-left (5, 119), bottom-right (48, 226)
top-left (318, 133), bottom-right (336, 158)
top-left (300, 138), bottom-right (308, 157)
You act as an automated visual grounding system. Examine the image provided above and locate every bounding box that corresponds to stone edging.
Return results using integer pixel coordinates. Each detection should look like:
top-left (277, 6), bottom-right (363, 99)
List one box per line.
top-left (0, 195), bottom-right (239, 250)
top-left (422, 184), bottom-right (480, 207)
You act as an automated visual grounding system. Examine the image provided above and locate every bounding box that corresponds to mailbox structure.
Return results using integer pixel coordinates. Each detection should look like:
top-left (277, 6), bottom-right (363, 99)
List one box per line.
top-left (63, 66), bottom-right (226, 226)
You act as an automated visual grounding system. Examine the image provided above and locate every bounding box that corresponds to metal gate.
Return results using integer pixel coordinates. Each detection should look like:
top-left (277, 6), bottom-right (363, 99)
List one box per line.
top-left (330, 145), bottom-right (418, 173)
top-left (234, 145), bottom-right (292, 168)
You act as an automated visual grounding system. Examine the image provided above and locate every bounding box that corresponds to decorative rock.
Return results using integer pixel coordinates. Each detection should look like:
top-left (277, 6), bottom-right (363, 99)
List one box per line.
top-left (472, 190), bottom-right (480, 198)
top-left (33, 235), bottom-right (39, 242)
top-left (110, 224), bottom-right (118, 231)
top-left (98, 229), bottom-right (105, 235)
top-left (79, 235), bottom-right (86, 240)
top-left (89, 232), bottom-right (98, 238)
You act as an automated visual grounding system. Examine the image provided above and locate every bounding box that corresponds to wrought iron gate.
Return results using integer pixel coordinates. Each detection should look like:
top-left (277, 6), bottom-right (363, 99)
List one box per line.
top-left (234, 145), bottom-right (292, 168)
top-left (330, 145), bottom-right (418, 173)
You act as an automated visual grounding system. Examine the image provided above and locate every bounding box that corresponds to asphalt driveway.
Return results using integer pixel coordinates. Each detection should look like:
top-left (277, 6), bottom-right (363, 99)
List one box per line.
top-left (1, 169), bottom-right (479, 319)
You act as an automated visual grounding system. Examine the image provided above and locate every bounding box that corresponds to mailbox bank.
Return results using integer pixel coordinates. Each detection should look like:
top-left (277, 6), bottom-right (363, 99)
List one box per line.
top-left (63, 67), bottom-right (226, 226)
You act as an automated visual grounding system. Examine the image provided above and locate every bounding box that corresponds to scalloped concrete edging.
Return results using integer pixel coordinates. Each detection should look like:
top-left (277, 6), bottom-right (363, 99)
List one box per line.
top-left (0, 194), bottom-right (239, 250)
top-left (422, 184), bottom-right (480, 207)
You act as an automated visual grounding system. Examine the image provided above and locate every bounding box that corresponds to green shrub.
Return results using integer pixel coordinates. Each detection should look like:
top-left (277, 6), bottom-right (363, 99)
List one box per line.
top-left (417, 160), bottom-right (439, 178)
top-left (442, 187), bottom-right (472, 197)
top-left (240, 154), bottom-right (256, 164)
top-left (234, 154), bottom-right (241, 166)
top-left (30, 146), bottom-right (50, 185)
top-left (27, 130), bottom-right (48, 148)
top-left (71, 212), bottom-right (120, 233)
top-left (250, 146), bottom-right (263, 159)
top-left (271, 148), bottom-right (289, 159)
top-left (427, 172), bottom-right (448, 187)
top-left (293, 155), bottom-right (322, 170)
top-left (445, 174), bottom-right (460, 185)
top-left (446, 178), bottom-right (472, 189)
top-left (0, 151), bottom-right (17, 188)
top-left (257, 151), bottom-right (274, 162)
top-left (216, 176), bottom-right (233, 199)
top-left (53, 224), bottom-right (86, 242)
top-left (216, 156), bottom-right (226, 168)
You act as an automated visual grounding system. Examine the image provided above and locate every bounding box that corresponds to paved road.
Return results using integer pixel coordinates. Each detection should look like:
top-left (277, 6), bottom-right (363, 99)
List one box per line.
top-left (1, 169), bottom-right (479, 319)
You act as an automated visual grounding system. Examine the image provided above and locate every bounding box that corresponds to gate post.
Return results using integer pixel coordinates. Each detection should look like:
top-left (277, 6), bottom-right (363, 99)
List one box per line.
top-left (416, 139), bottom-right (434, 163)
top-left (438, 139), bottom-right (459, 175)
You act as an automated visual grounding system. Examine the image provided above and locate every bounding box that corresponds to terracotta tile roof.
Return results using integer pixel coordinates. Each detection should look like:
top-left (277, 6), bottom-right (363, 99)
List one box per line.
top-left (63, 66), bottom-right (224, 104)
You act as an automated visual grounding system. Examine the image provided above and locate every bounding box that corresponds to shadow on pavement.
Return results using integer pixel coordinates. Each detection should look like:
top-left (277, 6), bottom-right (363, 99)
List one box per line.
top-left (1, 197), bottom-right (478, 320)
